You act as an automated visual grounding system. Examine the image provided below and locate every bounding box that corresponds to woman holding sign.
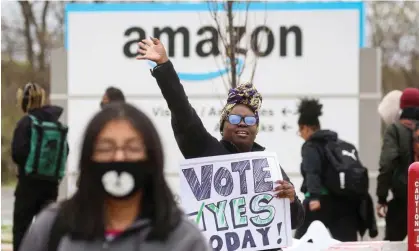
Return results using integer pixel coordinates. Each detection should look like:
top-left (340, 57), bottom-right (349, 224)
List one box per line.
top-left (136, 38), bottom-right (304, 235)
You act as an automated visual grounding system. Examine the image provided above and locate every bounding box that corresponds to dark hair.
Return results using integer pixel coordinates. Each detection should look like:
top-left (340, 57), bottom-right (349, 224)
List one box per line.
top-left (297, 98), bottom-right (323, 129)
top-left (105, 87), bottom-right (126, 102)
top-left (58, 102), bottom-right (181, 241)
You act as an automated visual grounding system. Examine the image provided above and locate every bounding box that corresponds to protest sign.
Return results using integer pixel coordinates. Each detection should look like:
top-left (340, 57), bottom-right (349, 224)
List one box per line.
top-left (180, 152), bottom-right (292, 251)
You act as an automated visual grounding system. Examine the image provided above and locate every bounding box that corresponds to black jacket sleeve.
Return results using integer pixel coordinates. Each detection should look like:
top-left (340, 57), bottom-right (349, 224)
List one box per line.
top-left (301, 143), bottom-right (323, 200)
top-left (12, 116), bottom-right (32, 173)
top-left (280, 167), bottom-right (305, 230)
top-left (151, 61), bottom-right (220, 158)
top-left (377, 125), bottom-right (399, 204)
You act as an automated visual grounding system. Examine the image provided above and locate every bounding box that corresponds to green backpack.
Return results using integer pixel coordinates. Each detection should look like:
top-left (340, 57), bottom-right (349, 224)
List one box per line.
top-left (24, 115), bottom-right (69, 181)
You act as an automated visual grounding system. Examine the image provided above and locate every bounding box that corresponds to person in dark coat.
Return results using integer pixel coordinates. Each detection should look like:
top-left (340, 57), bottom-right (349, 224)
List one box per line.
top-left (293, 98), bottom-right (364, 242)
top-left (136, 37), bottom-right (304, 250)
top-left (12, 83), bottom-right (68, 251)
top-left (100, 86), bottom-right (126, 109)
top-left (357, 194), bottom-right (378, 240)
top-left (377, 87), bottom-right (419, 241)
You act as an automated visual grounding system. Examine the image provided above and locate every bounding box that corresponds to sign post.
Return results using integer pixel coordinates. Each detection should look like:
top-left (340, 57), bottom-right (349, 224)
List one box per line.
top-left (408, 162), bottom-right (419, 251)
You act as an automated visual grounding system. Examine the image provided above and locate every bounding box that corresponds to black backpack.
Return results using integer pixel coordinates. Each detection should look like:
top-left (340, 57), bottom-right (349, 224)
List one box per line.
top-left (323, 139), bottom-right (369, 197)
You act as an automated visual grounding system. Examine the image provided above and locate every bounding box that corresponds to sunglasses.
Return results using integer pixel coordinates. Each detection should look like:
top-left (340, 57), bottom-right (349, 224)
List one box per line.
top-left (227, 114), bottom-right (257, 126)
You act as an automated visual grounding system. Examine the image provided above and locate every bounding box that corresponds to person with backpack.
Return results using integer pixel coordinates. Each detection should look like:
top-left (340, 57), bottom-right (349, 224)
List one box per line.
top-left (294, 98), bottom-right (372, 242)
top-left (12, 83), bottom-right (69, 251)
top-left (100, 86), bottom-right (126, 108)
top-left (376, 87), bottom-right (419, 241)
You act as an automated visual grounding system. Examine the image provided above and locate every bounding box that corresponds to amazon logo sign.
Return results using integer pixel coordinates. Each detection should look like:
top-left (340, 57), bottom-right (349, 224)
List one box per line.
top-left (122, 25), bottom-right (303, 81)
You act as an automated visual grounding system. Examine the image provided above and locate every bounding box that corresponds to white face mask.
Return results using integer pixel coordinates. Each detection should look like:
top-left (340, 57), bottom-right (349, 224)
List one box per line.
top-left (102, 170), bottom-right (135, 197)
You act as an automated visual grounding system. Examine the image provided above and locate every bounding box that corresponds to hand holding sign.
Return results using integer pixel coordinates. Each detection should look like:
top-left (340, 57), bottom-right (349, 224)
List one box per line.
top-left (136, 38), bottom-right (169, 65)
top-left (273, 180), bottom-right (295, 203)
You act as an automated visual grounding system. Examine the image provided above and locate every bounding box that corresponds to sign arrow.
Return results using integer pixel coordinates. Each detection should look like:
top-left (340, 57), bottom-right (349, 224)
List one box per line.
top-left (281, 123), bottom-right (292, 131)
top-left (281, 107), bottom-right (293, 116)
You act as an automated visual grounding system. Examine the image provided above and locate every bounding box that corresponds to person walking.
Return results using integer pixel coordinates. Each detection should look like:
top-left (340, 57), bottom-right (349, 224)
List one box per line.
top-left (294, 98), bottom-right (372, 241)
top-left (12, 83), bottom-right (69, 251)
top-left (377, 87), bottom-right (419, 241)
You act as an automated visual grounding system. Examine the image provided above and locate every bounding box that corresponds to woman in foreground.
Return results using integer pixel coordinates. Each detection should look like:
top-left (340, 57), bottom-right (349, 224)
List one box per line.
top-left (19, 103), bottom-right (210, 251)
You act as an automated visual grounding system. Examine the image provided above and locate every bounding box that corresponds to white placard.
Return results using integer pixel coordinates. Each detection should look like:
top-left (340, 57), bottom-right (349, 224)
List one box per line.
top-left (180, 152), bottom-right (292, 251)
top-left (65, 2), bottom-right (364, 197)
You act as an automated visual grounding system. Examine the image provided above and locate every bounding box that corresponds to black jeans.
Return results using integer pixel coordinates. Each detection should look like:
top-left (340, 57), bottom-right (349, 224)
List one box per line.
top-left (13, 180), bottom-right (58, 251)
top-left (294, 195), bottom-right (358, 242)
top-left (384, 198), bottom-right (407, 241)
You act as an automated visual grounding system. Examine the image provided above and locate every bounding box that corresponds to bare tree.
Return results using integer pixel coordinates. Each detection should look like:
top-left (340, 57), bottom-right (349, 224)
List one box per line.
top-left (19, 1), bottom-right (52, 73)
top-left (19, 1), bottom-right (36, 72)
top-left (208, 1), bottom-right (267, 88)
top-left (368, 1), bottom-right (419, 91)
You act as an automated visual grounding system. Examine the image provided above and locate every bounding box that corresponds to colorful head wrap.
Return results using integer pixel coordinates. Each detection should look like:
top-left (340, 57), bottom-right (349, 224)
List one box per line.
top-left (219, 82), bottom-right (262, 133)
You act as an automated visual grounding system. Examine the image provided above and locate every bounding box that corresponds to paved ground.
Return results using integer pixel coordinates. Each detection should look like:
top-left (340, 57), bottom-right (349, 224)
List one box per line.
top-left (1, 186), bottom-right (14, 227)
top-left (2, 186), bottom-right (14, 251)
top-left (1, 243), bottom-right (12, 251)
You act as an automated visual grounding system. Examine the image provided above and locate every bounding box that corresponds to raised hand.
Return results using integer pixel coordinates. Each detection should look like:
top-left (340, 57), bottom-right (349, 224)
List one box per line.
top-left (136, 37), bottom-right (169, 65)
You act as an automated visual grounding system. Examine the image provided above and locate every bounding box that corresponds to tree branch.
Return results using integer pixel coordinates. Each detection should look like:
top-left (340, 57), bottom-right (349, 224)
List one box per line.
top-left (38, 1), bottom-right (51, 71)
top-left (226, 1), bottom-right (237, 88)
top-left (18, 1), bottom-right (35, 72)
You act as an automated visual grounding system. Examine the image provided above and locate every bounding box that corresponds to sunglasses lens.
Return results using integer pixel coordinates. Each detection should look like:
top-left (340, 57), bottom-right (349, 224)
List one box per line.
top-left (228, 115), bottom-right (241, 125)
top-left (244, 116), bottom-right (257, 126)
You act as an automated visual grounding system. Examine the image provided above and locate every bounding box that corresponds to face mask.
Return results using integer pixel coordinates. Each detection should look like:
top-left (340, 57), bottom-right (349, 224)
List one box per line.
top-left (91, 161), bottom-right (152, 200)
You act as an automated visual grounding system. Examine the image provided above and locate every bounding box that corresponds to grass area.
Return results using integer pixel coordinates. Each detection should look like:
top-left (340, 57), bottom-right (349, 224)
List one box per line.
top-left (1, 224), bottom-right (12, 244)
top-left (1, 179), bottom-right (16, 188)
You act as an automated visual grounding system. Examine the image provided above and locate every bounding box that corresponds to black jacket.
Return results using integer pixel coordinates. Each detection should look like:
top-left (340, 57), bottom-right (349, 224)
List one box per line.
top-left (12, 105), bottom-right (67, 184)
top-left (358, 194), bottom-right (378, 239)
top-left (151, 60), bottom-right (304, 230)
top-left (300, 130), bottom-right (378, 238)
top-left (300, 129), bottom-right (338, 200)
top-left (377, 107), bottom-right (419, 203)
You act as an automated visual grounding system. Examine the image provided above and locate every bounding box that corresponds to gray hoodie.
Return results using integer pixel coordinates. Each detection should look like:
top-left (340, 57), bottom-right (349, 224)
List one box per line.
top-left (19, 204), bottom-right (211, 251)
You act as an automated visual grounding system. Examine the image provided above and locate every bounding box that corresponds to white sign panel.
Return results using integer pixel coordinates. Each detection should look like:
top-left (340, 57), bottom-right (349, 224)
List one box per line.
top-left (180, 152), bottom-right (292, 251)
top-left (66, 2), bottom-right (363, 96)
top-left (67, 98), bottom-right (358, 173)
top-left (65, 2), bottom-right (364, 197)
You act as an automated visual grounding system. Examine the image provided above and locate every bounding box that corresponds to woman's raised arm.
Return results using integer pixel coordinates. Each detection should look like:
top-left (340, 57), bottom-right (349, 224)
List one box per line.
top-left (137, 38), bottom-right (220, 158)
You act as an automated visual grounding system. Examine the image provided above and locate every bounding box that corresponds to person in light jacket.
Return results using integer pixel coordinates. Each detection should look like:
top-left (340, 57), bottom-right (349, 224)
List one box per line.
top-left (19, 103), bottom-right (210, 251)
